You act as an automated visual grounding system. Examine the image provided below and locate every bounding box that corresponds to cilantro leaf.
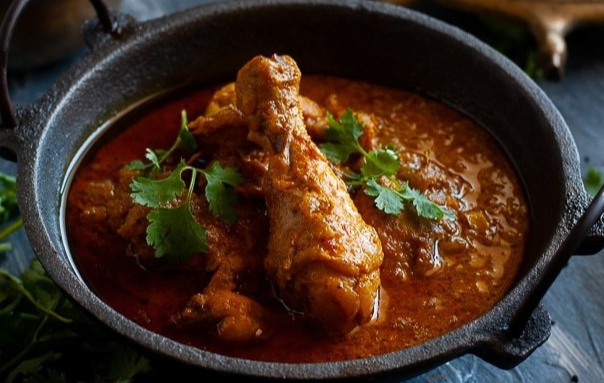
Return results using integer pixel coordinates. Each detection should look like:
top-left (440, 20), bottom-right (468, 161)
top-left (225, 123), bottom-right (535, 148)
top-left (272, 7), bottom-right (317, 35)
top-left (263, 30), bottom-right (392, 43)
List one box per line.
top-left (127, 110), bottom-right (242, 262)
top-left (90, 342), bottom-right (151, 382)
top-left (5, 352), bottom-right (62, 383)
top-left (203, 162), bottom-right (243, 224)
top-left (365, 178), bottom-right (404, 215)
top-left (204, 162), bottom-right (243, 187)
top-left (125, 150), bottom-right (164, 172)
top-left (124, 109), bottom-right (197, 173)
top-left (0, 172), bottom-right (18, 222)
top-left (399, 186), bottom-right (455, 220)
top-left (0, 172), bottom-right (22, 253)
top-left (130, 160), bottom-right (187, 208)
top-left (337, 109), bottom-right (365, 142)
top-left (144, 148), bottom-right (162, 170)
top-left (179, 109), bottom-right (197, 154)
top-left (584, 167), bottom-right (604, 197)
top-left (124, 160), bottom-right (146, 171)
top-left (146, 202), bottom-right (208, 263)
top-left (0, 267), bottom-right (70, 323)
top-left (320, 109), bottom-right (452, 221)
top-left (364, 179), bottom-right (454, 220)
top-left (320, 109), bottom-right (365, 163)
top-left (361, 148), bottom-right (400, 178)
top-left (319, 142), bottom-right (350, 164)
top-left (129, 158), bottom-right (240, 262)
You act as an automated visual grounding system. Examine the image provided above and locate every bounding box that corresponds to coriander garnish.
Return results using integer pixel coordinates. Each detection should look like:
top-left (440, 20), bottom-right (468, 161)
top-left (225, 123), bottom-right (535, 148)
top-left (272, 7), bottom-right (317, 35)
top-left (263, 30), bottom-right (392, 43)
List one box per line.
top-left (320, 109), bottom-right (454, 220)
top-left (127, 110), bottom-right (242, 263)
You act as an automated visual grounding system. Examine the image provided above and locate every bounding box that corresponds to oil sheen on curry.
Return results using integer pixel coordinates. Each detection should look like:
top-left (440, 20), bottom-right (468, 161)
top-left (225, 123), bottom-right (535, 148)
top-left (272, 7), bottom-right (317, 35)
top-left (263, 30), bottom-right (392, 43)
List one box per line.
top-left (66, 55), bottom-right (529, 363)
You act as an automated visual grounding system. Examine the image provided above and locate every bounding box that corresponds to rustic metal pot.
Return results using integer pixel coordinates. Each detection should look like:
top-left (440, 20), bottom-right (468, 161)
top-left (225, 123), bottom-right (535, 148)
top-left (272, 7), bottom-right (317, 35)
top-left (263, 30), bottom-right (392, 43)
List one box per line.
top-left (1, 0), bottom-right (603, 380)
top-left (0, 0), bottom-right (122, 71)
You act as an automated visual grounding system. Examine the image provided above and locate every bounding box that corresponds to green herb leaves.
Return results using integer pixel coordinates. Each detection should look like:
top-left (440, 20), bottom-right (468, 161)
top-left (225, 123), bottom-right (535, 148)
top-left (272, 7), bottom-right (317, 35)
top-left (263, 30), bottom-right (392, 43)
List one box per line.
top-left (146, 201), bottom-right (209, 263)
top-left (321, 112), bottom-right (400, 178)
top-left (320, 109), bottom-right (454, 221)
top-left (363, 176), bottom-right (453, 220)
top-left (203, 162), bottom-right (243, 223)
top-left (0, 260), bottom-right (151, 383)
top-left (0, 174), bottom-right (149, 382)
top-left (131, 160), bottom-right (188, 207)
top-left (361, 146), bottom-right (400, 178)
top-left (0, 172), bottom-right (22, 253)
top-left (130, 107), bottom-right (451, 262)
top-left (321, 112), bottom-right (365, 163)
top-left (584, 167), bottom-right (604, 197)
top-left (0, 172), bottom-right (18, 222)
top-left (127, 110), bottom-right (242, 263)
top-left (138, 160), bottom-right (242, 263)
top-left (125, 110), bottom-right (198, 172)
top-left (364, 178), bottom-right (405, 215)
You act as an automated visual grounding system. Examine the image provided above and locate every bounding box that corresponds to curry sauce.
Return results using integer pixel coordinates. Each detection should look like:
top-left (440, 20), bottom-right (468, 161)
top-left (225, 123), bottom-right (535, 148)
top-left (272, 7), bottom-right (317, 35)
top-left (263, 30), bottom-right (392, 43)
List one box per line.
top-left (66, 70), bottom-right (528, 363)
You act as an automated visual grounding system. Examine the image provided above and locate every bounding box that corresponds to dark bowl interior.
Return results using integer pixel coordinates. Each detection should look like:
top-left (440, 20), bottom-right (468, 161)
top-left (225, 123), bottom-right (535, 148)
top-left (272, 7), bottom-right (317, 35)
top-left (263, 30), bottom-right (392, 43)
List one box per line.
top-left (6, 0), bottom-right (584, 380)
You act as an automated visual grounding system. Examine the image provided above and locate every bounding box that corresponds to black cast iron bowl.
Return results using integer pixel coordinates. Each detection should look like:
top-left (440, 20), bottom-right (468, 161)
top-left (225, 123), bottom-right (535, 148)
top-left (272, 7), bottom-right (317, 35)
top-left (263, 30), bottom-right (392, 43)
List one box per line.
top-left (1, 0), bottom-right (604, 381)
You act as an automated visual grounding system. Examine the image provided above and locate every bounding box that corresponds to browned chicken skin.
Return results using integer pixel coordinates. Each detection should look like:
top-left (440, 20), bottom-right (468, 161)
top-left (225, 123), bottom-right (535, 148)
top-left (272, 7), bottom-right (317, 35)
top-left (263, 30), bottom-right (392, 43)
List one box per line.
top-left (99, 55), bottom-right (384, 339)
top-left (68, 59), bottom-right (529, 359)
top-left (237, 55), bottom-right (384, 334)
top-left (191, 81), bottom-right (330, 141)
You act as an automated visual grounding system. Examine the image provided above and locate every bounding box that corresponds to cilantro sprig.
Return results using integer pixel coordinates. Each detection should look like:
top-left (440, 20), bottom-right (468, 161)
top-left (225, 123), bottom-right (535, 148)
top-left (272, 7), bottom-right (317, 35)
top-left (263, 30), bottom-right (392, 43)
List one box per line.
top-left (320, 109), bottom-right (454, 220)
top-left (127, 110), bottom-right (242, 263)
top-left (0, 174), bottom-right (150, 382)
top-left (0, 172), bottom-right (21, 253)
top-left (584, 167), bottom-right (604, 197)
top-left (126, 110), bottom-right (197, 172)
top-left (0, 260), bottom-right (151, 383)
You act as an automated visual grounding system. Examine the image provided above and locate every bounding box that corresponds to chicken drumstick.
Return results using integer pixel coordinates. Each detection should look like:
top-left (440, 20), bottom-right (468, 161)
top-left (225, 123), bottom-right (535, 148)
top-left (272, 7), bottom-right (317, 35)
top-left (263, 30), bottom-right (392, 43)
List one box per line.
top-left (237, 55), bottom-right (384, 334)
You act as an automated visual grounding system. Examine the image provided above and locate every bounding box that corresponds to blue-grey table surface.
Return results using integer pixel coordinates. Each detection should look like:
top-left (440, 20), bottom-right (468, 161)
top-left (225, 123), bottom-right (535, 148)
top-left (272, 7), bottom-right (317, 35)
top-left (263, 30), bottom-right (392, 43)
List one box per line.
top-left (2, 0), bottom-right (604, 382)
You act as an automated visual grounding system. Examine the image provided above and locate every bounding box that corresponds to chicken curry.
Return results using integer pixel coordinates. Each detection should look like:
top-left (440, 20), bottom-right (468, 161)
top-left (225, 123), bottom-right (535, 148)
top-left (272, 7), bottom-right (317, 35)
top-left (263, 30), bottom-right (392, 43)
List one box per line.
top-left (66, 55), bottom-right (529, 363)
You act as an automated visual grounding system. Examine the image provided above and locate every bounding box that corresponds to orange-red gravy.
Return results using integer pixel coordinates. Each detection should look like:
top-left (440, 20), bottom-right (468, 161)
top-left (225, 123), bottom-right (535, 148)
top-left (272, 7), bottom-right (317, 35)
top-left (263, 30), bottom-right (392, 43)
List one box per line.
top-left (66, 76), bottom-right (529, 363)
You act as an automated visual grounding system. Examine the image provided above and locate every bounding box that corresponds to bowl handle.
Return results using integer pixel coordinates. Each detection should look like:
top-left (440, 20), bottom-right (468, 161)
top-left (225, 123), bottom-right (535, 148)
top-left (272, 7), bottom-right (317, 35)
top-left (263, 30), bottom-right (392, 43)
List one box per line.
top-left (0, 0), bottom-right (121, 160)
top-left (508, 183), bottom-right (604, 336)
top-left (476, 303), bottom-right (551, 369)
